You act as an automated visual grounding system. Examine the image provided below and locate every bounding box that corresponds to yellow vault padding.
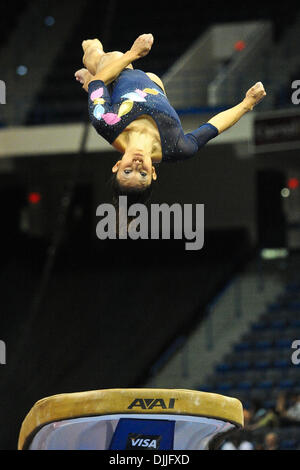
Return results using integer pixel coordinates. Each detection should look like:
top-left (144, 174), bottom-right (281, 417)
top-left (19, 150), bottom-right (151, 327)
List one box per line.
top-left (18, 388), bottom-right (244, 450)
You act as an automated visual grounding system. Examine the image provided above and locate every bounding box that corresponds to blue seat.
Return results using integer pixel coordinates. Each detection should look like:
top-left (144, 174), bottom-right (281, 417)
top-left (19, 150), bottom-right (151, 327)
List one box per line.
top-left (241, 400), bottom-right (252, 410)
top-left (285, 283), bottom-right (300, 293)
top-left (252, 322), bottom-right (268, 331)
top-left (270, 319), bottom-right (286, 329)
top-left (234, 342), bottom-right (251, 352)
top-left (267, 303), bottom-right (282, 312)
top-left (255, 380), bottom-right (274, 389)
top-left (289, 319), bottom-right (300, 328)
top-left (263, 399), bottom-right (276, 409)
top-left (278, 379), bottom-right (295, 389)
top-left (287, 301), bottom-right (300, 311)
top-left (255, 340), bottom-right (273, 350)
top-left (214, 383), bottom-right (233, 392)
top-left (233, 361), bottom-right (250, 371)
top-left (280, 439), bottom-right (298, 450)
top-left (274, 339), bottom-right (292, 349)
top-left (235, 381), bottom-right (252, 391)
top-left (273, 359), bottom-right (290, 369)
top-left (215, 363), bottom-right (232, 373)
top-left (254, 360), bottom-right (271, 370)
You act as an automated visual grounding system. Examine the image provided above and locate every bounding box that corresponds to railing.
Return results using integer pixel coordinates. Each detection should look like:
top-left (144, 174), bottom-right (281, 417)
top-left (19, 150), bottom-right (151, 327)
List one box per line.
top-left (149, 272), bottom-right (248, 379)
top-left (207, 21), bottom-right (272, 107)
top-left (162, 29), bottom-right (216, 109)
top-left (146, 255), bottom-right (285, 389)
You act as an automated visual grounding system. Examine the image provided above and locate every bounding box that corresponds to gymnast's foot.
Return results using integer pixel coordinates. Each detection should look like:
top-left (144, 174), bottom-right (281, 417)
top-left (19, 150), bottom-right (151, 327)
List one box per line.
top-left (74, 67), bottom-right (91, 85)
top-left (82, 39), bottom-right (105, 75)
top-left (82, 38), bottom-right (104, 54)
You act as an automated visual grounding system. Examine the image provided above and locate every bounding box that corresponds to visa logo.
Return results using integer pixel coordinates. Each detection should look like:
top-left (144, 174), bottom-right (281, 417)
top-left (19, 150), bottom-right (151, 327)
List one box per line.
top-left (131, 438), bottom-right (157, 448)
top-left (126, 433), bottom-right (161, 450)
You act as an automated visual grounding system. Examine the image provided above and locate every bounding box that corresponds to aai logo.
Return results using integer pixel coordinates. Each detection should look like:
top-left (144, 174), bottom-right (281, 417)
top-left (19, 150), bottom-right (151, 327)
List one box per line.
top-left (126, 433), bottom-right (161, 449)
top-left (127, 398), bottom-right (176, 410)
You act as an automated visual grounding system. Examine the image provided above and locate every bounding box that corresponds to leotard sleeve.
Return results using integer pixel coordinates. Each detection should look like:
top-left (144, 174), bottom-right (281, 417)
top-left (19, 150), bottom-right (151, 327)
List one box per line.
top-left (172, 123), bottom-right (218, 161)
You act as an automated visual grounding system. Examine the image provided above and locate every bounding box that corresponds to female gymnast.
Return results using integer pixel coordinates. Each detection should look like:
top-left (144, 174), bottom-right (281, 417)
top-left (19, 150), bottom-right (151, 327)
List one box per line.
top-left (75, 34), bottom-right (266, 205)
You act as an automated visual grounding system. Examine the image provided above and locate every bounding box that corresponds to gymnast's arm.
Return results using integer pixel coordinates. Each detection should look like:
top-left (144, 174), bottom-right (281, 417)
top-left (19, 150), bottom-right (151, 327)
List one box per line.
top-left (87, 34), bottom-right (154, 87)
top-left (207, 81), bottom-right (266, 134)
top-left (177, 82), bottom-right (267, 159)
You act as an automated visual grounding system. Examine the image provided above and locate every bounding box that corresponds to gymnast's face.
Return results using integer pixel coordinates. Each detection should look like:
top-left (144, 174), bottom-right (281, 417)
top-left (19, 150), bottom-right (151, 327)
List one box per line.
top-left (112, 152), bottom-right (157, 188)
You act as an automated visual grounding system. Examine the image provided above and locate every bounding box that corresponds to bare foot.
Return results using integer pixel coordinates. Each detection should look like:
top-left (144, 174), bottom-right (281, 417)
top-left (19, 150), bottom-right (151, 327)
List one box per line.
top-left (74, 67), bottom-right (91, 85)
top-left (82, 39), bottom-right (104, 54)
top-left (82, 39), bottom-right (105, 74)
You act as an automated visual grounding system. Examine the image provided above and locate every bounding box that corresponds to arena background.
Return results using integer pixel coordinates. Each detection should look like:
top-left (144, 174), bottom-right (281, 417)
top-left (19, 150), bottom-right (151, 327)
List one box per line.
top-left (1, 0), bottom-right (300, 450)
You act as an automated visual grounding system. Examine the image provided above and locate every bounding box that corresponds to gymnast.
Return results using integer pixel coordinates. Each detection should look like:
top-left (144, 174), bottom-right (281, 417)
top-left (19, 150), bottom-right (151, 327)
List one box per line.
top-left (75, 34), bottom-right (266, 205)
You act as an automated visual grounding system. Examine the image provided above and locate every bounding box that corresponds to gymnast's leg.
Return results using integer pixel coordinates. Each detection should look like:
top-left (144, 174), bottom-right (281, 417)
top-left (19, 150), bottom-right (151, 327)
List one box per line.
top-left (75, 39), bottom-right (133, 90)
top-left (75, 36), bottom-right (165, 93)
top-left (145, 72), bottom-right (166, 94)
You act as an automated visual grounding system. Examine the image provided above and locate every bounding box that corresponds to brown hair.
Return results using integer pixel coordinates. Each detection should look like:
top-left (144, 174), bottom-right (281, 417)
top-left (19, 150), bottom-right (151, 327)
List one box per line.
top-left (110, 173), bottom-right (155, 235)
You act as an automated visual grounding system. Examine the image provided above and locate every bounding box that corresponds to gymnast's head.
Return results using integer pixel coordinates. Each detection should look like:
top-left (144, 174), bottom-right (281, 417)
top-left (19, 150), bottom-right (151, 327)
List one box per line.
top-left (111, 151), bottom-right (157, 210)
top-left (111, 151), bottom-right (157, 190)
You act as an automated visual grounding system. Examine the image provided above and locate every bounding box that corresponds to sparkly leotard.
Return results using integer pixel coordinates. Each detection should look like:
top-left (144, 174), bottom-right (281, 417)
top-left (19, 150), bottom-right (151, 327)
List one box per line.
top-left (88, 69), bottom-right (218, 162)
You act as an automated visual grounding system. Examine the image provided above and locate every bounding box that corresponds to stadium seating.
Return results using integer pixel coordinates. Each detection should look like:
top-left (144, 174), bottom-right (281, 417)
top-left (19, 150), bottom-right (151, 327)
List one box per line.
top-left (196, 282), bottom-right (300, 449)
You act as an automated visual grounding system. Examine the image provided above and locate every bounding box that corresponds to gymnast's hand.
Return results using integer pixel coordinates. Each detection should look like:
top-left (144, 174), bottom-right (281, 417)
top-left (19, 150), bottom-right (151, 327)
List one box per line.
top-left (130, 34), bottom-right (154, 59)
top-left (244, 82), bottom-right (266, 110)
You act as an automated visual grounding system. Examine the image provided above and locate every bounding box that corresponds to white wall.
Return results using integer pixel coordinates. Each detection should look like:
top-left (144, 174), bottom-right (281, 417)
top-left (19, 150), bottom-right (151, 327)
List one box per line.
top-left (0, 112), bottom-right (255, 158)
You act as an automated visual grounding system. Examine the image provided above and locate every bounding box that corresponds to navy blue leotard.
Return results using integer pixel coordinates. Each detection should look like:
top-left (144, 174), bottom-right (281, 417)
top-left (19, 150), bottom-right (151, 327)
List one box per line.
top-left (88, 69), bottom-right (218, 162)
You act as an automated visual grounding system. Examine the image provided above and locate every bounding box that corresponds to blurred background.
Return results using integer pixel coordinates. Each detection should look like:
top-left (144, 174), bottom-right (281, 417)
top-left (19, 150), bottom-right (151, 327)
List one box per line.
top-left (1, 0), bottom-right (300, 450)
